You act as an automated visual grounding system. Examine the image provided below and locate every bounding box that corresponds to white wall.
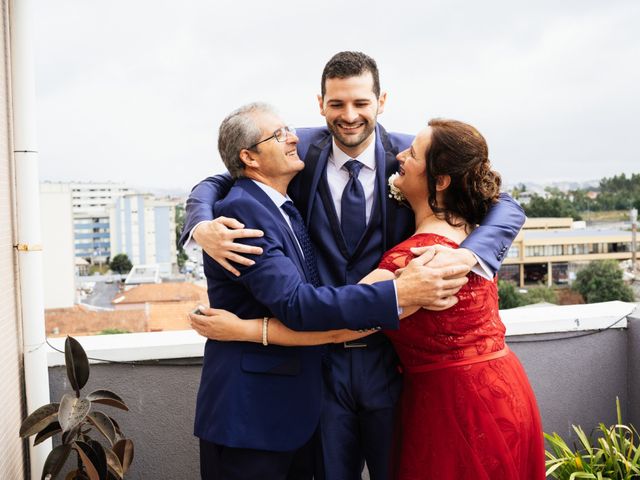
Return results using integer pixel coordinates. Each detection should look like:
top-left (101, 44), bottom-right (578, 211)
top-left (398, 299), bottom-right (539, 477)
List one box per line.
top-left (40, 183), bottom-right (76, 308)
top-left (0, 0), bottom-right (26, 475)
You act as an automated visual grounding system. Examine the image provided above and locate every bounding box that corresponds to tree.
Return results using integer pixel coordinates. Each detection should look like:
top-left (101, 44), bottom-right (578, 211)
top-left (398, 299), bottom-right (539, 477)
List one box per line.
top-left (572, 260), bottom-right (635, 303)
top-left (524, 194), bottom-right (582, 220)
top-left (175, 205), bottom-right (189, 269)
top-left (524, 285), bottom-right (558, 304)
top-left (110, 253), bottom-right (133, 274)
top-left (498, 281), bottom-right (559, 309)
top-left (498, 280), bottom-right (525, 309)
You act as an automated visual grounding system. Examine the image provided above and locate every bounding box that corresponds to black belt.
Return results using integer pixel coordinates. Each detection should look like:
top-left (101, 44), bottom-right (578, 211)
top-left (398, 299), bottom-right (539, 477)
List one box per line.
top-left (333, 332), bottom-right (389, 349)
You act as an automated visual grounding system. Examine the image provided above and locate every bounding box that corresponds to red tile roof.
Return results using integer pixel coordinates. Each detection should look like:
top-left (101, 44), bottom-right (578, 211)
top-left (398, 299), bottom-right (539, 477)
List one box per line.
top-left (112, 282), bottom-right (207, 305)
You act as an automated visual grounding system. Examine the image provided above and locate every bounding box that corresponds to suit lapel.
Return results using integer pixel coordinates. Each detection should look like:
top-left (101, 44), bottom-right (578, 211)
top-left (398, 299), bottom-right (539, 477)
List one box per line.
top-left (318, 174), bottom-right (351, 259)
top-left (235, 179), bottom-right (309, 280)
top-left (302, 139), bottom-right (332, 224)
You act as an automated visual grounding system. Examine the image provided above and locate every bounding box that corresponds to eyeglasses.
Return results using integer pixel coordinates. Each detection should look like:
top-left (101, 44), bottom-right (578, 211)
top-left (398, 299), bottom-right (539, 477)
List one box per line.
top-left (247, 126), bottom-right (296, 150)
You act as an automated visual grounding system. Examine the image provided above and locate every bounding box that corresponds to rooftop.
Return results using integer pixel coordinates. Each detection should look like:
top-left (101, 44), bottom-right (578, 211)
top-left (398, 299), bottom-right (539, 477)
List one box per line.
top-left (523, 228), bottom-right (631, 240)
top-left (112, 282), bottom-right (207, 304)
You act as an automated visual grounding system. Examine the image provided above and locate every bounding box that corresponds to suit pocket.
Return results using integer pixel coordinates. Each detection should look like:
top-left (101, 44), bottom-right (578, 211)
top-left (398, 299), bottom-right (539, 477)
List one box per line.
top-left (241, 352), bottom-right (301, 376)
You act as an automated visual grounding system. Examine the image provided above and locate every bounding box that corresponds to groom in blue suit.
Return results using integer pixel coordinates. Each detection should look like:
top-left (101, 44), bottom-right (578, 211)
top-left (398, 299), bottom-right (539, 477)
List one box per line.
top-left (186, 52), bottom-right (525, 479)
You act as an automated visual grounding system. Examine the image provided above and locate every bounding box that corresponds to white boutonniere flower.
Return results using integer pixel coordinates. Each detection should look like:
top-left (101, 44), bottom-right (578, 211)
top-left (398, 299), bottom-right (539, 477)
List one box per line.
top-left (388, 173), bottom-right (406, 203)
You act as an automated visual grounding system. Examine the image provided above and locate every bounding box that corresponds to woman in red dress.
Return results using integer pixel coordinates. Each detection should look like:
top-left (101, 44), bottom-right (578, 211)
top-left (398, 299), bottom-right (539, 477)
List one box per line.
top-left (376, 119), bottom-right (545, 479)
top-left (192, 119), bottom-right (546, 479)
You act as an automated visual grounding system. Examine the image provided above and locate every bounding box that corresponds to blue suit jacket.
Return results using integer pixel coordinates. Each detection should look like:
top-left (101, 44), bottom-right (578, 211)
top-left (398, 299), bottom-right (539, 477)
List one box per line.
top-left (195, 178), bottom-right (400, 451)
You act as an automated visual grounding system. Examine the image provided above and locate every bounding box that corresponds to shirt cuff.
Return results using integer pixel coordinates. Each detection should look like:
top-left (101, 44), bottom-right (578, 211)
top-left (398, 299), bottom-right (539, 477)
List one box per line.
top-left (184, 220), bottom-right (209, 249)
top-left (470, 252), bottom-right (493, 280)
top-left (392, 279), bottom-right (403, 316)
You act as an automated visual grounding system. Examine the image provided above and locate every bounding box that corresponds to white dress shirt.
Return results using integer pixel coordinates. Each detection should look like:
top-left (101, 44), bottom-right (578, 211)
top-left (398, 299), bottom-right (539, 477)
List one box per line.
top-left (251, 180), bottom-right (304, 257)
top-left (326, 134), bottom-right (377, 224)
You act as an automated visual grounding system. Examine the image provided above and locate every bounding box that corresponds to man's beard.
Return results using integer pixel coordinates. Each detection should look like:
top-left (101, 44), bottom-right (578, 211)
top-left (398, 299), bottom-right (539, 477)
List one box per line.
top-left (327, 117), bottom-right (377, 150)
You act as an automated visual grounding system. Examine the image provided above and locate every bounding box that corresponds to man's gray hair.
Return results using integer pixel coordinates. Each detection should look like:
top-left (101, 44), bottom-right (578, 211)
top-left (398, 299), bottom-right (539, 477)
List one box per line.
top-left (217, 102), bottom-right (278, 179)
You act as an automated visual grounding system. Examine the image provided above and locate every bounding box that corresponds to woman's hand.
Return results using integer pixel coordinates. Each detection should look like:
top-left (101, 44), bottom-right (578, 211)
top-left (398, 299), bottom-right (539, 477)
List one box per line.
top-left (189, 306), bottom-right (260, 342)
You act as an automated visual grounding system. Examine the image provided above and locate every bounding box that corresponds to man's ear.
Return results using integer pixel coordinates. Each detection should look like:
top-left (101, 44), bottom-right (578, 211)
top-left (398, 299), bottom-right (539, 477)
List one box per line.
top-left (317, 94), bottom-right (326, 117)
top-left (436, 175), bottom-right (451, 191)
top-left (377, 91), bottom-right (387, 115)
top-left (239, 149), bottom-right (258, 169)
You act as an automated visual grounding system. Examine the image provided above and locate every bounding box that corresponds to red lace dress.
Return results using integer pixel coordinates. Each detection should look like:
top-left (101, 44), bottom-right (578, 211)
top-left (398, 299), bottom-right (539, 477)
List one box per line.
top-left (379, 233), bottom-right (545, 480)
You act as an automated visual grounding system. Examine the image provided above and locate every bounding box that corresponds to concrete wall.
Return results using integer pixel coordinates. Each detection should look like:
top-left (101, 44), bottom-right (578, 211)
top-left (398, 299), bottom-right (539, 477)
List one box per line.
top-left (510, 329), bottom-right (628, 440)
top-left (48, 312), bottom-right (640, 479)
top-left (0, 0), bottom-right (27, 477)
top-left (628, 312), bottom-right (640, 429)
top-left (50, 362), bottom-right (201, 480)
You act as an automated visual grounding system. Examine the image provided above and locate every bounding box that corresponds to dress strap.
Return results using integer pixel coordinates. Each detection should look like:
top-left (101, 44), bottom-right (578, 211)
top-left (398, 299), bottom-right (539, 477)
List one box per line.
top-left (402, 346), bottom-right (510, 374)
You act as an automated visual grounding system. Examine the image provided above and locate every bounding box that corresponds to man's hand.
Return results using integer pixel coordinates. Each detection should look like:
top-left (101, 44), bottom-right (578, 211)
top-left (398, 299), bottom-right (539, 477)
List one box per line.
top-left (413, 245), bottom-right (477, 270)
top-left (189, 306), bottom-right (259, 341)
top-left (395, 247), bottom-right (471, 312)
top-left (193, 217), bottom-right (264, 276)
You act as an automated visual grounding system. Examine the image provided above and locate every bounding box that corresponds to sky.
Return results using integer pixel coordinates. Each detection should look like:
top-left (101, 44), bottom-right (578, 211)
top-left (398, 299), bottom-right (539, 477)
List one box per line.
top-left (33, 0), bottom-right (640, 193)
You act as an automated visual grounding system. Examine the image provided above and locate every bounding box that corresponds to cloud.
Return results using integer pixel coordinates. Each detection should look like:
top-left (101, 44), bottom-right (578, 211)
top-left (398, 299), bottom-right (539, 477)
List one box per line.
top-left (33, 0), bottom-right (640, 189)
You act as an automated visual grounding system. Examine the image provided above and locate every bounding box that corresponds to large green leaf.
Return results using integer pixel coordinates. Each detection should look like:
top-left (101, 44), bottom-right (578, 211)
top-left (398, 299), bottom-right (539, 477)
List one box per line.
top-left (104, 447), bottom-right (124, 479)
top-left (86, 390), bottom-right (128, 411)
top-left (65, 336), bottom-right (90, 393)
top-left (73, 441), bottom-right (100, 480)
top-left (87, 412), bottom-right (117, 446)
top-left (34, 421), bottom-right (62, 446)
top-left (19, 402), bottom-right (59, 438)
top-left (87, 440), bottom-right (108, 480)
top-left (41, 443), bottom-right (72, 480)
top-left (112, 439), bottom-right (134, 475)
top-left (59, 394), bottom-right (91, 433)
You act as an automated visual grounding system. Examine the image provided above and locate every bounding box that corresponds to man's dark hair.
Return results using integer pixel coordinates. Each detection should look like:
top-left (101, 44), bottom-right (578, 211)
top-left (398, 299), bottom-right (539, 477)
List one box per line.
top-left (321, 51), bottom-right (380, 98)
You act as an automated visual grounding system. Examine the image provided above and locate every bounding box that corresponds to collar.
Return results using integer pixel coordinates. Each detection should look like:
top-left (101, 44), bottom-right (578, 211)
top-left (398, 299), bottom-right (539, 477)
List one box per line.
top-left (329, 132), bottom-right (377, 172)
top-left (250, 179), bottom-right (291, 208)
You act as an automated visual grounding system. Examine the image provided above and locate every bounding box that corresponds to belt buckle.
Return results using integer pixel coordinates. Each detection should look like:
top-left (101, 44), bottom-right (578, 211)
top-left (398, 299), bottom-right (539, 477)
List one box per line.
top-left (343, 341), bottom-right (367, 348)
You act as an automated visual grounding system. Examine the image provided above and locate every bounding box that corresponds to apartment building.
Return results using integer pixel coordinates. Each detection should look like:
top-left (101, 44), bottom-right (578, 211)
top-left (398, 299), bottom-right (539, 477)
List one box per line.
top-left (109, 193), bottom-right (178, 273)
top-left (500, 218), bottom-right (636, 287)
top-left (40, 181), bottom-right (132, 261)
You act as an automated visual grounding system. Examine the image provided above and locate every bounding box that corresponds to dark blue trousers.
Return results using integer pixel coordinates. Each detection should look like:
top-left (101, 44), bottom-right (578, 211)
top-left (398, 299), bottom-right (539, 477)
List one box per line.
top-left (200, 432), bottom-right (321, 480)
top-left (320, 335), bottom-right (402, 480)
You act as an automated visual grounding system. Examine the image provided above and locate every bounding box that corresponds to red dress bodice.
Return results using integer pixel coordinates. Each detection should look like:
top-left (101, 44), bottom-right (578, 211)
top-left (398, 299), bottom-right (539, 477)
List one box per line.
top-left (380, 233), bottom-right (506, 369)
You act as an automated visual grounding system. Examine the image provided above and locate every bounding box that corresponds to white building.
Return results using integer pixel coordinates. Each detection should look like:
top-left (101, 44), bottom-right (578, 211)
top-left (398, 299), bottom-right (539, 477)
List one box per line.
top-left (110, 193), bottom-right (178, 274)
top-left (39, 183), bottom-right (75, 308)
top-left (41, 181), bottom-right (132, 262)
top-left (70, 182), bottom-right (132, 262)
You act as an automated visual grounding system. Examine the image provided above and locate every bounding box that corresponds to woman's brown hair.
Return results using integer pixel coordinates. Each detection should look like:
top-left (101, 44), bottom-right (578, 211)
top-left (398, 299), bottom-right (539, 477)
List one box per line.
top-left (425, 119), bottom-right (502, 228)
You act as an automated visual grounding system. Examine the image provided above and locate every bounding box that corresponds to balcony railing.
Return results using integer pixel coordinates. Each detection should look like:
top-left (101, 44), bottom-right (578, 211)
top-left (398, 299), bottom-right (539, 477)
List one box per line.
top-left (46, 301), bottom-right (640, 480)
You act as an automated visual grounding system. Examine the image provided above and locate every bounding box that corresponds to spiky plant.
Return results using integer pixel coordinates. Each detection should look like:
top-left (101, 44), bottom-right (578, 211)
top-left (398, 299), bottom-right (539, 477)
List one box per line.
top-left (545, 398), bottom-right (640, 479)
top-left (20, 336), bottom-right (134, 480)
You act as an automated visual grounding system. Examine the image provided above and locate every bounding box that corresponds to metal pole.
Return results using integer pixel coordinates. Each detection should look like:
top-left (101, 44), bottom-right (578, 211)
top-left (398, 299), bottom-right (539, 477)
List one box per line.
top-left (631, 208), bottom-right (637, 273)
top-left (9, 0), bottom-right (52, 477)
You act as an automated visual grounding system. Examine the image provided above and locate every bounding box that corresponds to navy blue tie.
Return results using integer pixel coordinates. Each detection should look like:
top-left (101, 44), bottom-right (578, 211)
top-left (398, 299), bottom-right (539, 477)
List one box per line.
top-left (281, 201), bottom-right (321, 287)
top-left (341, 160), bottom-right (367, 253)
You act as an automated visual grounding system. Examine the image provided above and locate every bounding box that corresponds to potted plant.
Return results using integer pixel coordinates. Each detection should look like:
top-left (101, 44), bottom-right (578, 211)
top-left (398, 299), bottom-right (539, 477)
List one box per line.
top-left (545, 398), bottom-right (640, 479)
top-left (20, 336), bottom-right (134, 480)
